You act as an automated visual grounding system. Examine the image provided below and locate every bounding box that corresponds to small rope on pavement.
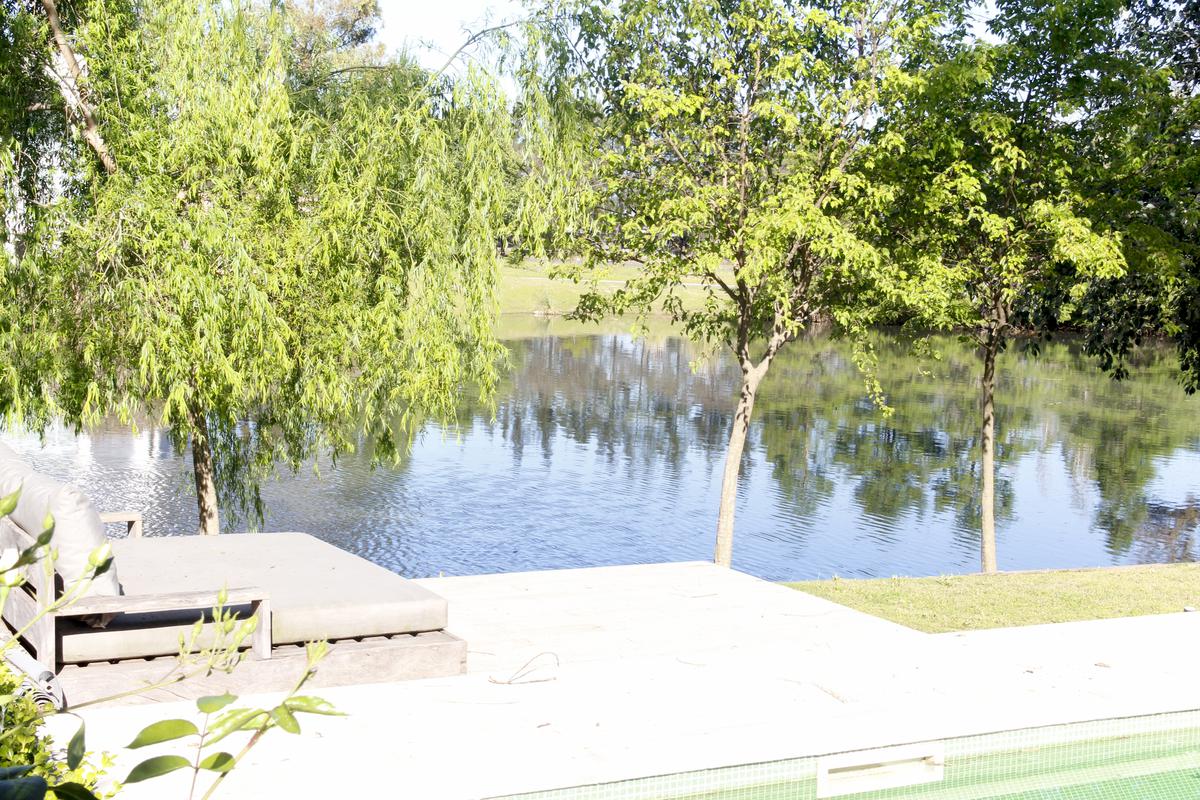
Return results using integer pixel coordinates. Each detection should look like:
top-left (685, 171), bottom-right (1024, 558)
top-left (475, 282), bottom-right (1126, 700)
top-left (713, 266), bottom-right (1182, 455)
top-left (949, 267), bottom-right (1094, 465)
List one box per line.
top-left (489, 652), bottom-right (561, 685)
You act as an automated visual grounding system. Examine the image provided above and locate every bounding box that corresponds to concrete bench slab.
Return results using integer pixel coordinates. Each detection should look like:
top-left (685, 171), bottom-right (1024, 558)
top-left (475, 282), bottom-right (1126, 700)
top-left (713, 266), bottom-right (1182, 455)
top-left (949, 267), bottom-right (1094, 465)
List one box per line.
top-left (59, 532), bottom-right (448, 663)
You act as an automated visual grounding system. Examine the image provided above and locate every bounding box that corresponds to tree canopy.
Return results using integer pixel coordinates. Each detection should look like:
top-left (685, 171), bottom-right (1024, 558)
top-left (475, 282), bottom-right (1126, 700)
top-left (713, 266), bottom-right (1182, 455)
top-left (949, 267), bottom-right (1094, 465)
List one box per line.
top-left (516, 0), bottom-right (969, 566)
top-left (879, 0), bottom-right (1130, 570)
top-left (1071, 0), bottom-right (1199, 392)
top-left (1, 0), bottom-right (509, 533)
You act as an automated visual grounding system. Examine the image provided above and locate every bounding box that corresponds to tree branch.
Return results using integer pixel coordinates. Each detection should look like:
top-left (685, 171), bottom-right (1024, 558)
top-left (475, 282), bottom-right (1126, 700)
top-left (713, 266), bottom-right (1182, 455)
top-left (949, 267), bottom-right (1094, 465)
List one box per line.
top-left (39, 0), bottom-right (117, 175)
top-left (705, 269), bottom-right (739, 303)
top-left (430, 18), bottom-right (529, 81)
top-left (320, 64), bottom-right (394, 80)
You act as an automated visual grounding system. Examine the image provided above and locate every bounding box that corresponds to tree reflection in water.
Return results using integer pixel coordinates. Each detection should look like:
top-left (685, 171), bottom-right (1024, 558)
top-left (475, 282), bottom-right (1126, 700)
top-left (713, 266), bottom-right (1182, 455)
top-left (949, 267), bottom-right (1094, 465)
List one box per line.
top-left (478, 327), bottom-right (1199, 569)
top-left (5, 323), bottom-right (1198, 578)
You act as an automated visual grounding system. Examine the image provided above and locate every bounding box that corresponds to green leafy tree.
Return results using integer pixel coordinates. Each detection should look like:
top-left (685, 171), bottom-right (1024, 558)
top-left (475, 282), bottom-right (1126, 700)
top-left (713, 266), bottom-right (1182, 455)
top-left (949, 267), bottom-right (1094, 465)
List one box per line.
top-left (0, 1), bottom-right (69, 266)
top-left (1, 0), bottom-right (508, 533)
top-left (1071, 0), bottom-right (1199, 393)
top-left (884, 3), bottom-right (1127, 571)
top-left (517, 0), bottom-right (964, 566)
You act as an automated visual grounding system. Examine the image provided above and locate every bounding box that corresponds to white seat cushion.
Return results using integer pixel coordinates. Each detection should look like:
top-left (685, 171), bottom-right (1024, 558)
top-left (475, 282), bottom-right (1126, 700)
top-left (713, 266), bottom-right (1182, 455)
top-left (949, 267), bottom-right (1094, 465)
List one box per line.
top-left (8, 472), bottom-right (121, 599)
top-left (58, 532), bottom-right (449, 663)
top-left (0, 442), bottom-right (121, 599)
top-left (0, 441), bottom-right (32, 503)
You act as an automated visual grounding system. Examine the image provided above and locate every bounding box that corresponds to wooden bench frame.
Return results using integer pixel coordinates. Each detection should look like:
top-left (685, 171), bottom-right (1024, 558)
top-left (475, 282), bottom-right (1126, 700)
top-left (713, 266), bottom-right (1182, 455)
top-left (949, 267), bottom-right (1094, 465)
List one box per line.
top-left (2, 511), bottom-right (271, 670)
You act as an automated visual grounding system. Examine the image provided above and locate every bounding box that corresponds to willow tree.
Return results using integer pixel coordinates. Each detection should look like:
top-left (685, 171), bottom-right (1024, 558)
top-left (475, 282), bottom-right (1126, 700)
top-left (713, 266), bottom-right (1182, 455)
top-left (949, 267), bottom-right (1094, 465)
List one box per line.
top-left (517, 0), bottom-right (962, 566)
top-left (883, 1), bottom-right (1129, 572)
top-left (1, 0), bottom-right (507, 533)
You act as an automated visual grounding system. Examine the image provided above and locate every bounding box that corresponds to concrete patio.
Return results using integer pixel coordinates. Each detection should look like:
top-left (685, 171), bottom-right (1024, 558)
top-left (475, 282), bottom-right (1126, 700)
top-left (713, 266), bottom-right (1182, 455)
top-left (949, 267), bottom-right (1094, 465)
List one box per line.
top-left (74, 561), bottom-right (1200, 799)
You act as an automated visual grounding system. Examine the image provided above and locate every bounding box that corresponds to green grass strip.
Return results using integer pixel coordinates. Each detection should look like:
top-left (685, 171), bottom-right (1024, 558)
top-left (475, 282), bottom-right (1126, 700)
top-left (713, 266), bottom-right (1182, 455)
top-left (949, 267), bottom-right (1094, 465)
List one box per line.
top-left (788, 564), bottom-right (1200, 633)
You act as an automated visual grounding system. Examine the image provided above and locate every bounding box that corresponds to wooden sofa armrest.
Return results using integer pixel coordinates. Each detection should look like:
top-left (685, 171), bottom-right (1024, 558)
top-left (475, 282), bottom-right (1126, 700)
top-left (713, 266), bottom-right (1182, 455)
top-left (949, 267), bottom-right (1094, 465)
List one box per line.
top-left (99, 511), bottom-right (143, 539)
top-left (59, 587), bottom-right (272, 660)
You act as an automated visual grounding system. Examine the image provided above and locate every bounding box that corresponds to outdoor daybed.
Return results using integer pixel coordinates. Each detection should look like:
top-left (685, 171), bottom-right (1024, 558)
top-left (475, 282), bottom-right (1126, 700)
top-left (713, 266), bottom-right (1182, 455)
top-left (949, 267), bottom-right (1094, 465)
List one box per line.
top-left (0, 445), bottom-right (465, 707)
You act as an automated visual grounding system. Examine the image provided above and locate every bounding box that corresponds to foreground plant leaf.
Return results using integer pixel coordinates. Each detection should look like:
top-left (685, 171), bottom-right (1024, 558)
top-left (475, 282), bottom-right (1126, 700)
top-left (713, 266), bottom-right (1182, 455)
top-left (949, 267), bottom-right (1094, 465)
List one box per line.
top-left (124, 755), bottom-right (191, 783)
top-left (205, 708), bottom-right (268, 746)
top-left (44, 782), bottom-right (101, 800)
top-left (197, 752), bottom-right (236, 773)
top-left (126, 720), bottom-right (198, 749)
top-left (0, 489), bottom-right (19, 517)
top-left (284, 696), bottom-right (343, 716)
top-left (0, 775), bottom-right (48, 800)
top-left (196, 692), bottom-right (237, 714)
top-left (270, 705), bottom-right (300, 734)
top-left (67, 721), bottom-right (85, 769)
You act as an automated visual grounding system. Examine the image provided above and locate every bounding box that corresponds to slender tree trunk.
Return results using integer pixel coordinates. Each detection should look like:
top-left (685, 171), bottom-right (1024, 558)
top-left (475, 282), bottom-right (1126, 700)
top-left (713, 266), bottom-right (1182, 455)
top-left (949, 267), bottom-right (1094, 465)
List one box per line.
top-left (714, 368), bottom-right (763, 568)
top-left (190, 406), bottom-right (221, 536)
top-left (39, 0), bottom-right (117, 175)
top-left (979, 333), bottom-right (999, 573)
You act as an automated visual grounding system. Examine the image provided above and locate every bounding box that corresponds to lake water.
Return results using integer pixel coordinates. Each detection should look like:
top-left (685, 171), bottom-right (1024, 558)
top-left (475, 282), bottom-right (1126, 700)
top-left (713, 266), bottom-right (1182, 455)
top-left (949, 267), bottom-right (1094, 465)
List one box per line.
top-left (4, 318), bottom-right (1198, 580)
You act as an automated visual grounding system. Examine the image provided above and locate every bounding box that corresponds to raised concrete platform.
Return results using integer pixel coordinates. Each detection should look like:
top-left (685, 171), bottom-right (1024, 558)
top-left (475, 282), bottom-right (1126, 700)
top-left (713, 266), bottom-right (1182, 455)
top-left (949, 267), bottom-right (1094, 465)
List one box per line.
top-left (73, 562), bottom-right (1200, 799)
top-left (58, 630), bottom-right (467, 706)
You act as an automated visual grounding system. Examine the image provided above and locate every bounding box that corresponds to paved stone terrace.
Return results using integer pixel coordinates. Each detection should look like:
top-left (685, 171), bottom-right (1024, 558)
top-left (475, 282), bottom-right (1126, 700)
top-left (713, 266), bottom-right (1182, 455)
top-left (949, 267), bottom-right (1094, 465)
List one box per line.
top-left (77, 561), bottom-right (1200, 799)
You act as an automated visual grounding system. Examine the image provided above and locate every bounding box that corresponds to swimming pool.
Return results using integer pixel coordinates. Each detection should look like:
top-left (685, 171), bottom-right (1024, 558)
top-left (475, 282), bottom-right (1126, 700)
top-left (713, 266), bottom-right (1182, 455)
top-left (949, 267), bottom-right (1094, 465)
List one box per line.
top-left (491, 710), bottom-right (1200, 799)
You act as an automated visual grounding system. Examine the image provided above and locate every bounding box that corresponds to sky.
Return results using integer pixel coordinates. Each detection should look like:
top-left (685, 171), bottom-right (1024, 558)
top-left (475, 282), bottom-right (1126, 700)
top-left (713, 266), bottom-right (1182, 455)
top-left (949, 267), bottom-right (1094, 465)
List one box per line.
top-left (375, 2), bottom-right (997, 71)
top-left (375, 0), bottom-right (525, 72)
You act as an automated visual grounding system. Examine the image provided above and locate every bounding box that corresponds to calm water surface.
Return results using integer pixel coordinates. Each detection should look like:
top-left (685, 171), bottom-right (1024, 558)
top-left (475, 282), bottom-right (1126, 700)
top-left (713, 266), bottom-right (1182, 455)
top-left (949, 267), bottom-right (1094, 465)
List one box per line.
top-left (5, 319), bottom-right (1198, 580)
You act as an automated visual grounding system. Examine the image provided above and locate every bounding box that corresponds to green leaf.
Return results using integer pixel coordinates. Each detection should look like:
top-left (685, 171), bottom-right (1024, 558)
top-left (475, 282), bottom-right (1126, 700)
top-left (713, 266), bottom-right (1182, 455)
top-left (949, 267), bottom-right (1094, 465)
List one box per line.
top-left (12, 532), bottom-right (52, 568)
top-left (124, 755), bottom-right (191, 784)
top-left (196, 693), bottom-right (237, 714)
top-left (269, 705), bottom-right (300, 734)
top-left (0, 489), bottom-right (20, 517)
top-left (284, 696), bottom-right (342, 716)
top-left (46, 782), bottom-right (101, 800)
top-left (0, 767), bottom-right (34, 780)
top-left (126, 719), bottom-right (199, 749)
top-left (197, 752), bottom-right (235, 773)
top-left (67, 721), bottom-right (85, 770)
top-left (205, 708), bottom-right (267, 746)
top-left (0, 775), bottom-right (48, 800)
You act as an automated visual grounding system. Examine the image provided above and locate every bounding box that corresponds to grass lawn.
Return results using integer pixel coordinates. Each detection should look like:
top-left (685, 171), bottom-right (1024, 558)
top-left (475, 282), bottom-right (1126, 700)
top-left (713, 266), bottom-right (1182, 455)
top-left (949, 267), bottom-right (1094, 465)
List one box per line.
top-left (497, 261), bottom-right (717, 316)
top-left (787, 563), bottom-right (1200, 633)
